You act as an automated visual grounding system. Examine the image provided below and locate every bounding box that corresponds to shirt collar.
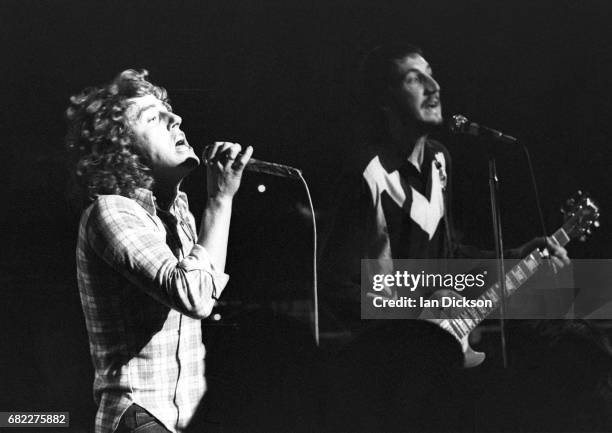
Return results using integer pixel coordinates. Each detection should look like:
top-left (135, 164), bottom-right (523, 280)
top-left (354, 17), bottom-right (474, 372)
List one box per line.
top-left (131, 188), bottom-right (188, 217)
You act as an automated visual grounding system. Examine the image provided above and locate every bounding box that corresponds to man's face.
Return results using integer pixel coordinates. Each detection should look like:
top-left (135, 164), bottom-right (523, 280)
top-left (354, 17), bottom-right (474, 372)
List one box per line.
top-left (388, 54), bottom-right (442, 127)
top-left (126, 94), bottom-right (199, 181)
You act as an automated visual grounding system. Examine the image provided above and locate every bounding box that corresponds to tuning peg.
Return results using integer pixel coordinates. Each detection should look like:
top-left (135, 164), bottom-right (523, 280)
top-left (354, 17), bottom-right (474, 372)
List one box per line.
top-left (586, 229), bottom-right (592, 236)
top-left (594, 221), bottom-right (601, 228)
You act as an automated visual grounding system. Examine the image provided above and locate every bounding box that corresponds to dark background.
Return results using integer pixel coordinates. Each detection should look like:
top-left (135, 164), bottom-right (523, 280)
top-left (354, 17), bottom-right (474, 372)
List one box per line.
top-left (2, 0), bottom-right (612, 430)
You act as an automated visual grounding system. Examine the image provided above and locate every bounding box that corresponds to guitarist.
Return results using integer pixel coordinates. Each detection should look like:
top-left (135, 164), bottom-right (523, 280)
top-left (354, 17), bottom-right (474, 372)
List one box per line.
top-left (320, 43), bottom-right (570, 338)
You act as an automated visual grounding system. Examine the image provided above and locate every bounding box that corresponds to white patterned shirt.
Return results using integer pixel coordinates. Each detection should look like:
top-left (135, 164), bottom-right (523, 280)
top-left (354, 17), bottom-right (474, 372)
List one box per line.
top-left (76, 188), bottom-right (228, 433)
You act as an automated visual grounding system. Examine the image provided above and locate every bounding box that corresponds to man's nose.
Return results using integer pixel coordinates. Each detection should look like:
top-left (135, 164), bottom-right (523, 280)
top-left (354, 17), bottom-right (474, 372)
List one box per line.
top-left (424, 74), bottom-right (440, 94)
top-left (166, 112), bottom-right (182, 129)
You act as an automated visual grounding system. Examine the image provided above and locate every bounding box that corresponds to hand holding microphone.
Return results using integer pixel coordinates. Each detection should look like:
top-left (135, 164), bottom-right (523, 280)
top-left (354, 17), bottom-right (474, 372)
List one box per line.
top-left (203, 142), bottom-right (253, 201)
top-left (204, 141), bottom-right (302, 180)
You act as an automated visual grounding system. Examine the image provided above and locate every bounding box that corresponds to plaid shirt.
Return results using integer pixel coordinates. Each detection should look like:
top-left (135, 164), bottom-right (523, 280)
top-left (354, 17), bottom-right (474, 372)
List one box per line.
top-left (76, 188), bottom-right (229, 433)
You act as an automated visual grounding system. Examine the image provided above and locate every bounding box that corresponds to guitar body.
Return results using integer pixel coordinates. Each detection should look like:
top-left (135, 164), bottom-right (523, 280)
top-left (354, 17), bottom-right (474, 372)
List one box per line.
top-left (418, 290), bottom-right (486, 368)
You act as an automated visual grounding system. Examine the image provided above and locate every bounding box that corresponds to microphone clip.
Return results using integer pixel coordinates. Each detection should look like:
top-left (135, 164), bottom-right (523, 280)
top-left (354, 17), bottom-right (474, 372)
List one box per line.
top-left (449, 114), bottom-right (518, 145)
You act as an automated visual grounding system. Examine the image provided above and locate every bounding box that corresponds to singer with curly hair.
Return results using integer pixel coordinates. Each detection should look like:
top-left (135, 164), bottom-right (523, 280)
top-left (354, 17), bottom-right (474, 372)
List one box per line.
top-left (67, 69), bottom-right (253, 433)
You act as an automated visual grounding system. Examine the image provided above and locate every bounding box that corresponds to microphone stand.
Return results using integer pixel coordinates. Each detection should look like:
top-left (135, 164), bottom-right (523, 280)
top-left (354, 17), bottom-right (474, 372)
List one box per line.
top-left (488, 157), bottom-right (509, 369)
top-left (450, 115), bottom-right (513, 368)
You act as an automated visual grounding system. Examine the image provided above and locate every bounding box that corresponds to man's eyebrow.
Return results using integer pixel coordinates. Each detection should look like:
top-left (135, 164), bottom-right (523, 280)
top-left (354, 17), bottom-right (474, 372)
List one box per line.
top-left (404, 66), bottom-right (433, 76)
top-left (404, 67), bottom-right (424, 75)
top-left (132, 103), bottom-right (159, 120)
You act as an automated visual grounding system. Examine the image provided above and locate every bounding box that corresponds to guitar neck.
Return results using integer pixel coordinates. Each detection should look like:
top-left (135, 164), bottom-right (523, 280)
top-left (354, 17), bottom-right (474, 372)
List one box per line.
top-left (449, 227), bottom-right (571, 339)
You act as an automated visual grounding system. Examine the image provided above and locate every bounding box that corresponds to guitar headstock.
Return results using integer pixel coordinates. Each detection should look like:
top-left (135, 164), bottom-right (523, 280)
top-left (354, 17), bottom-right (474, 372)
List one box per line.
top-left (561, 191), bottom-right (600, 242)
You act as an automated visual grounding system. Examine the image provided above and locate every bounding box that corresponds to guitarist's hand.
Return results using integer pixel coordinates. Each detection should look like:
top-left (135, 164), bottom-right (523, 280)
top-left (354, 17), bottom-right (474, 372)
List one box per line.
top-left (544, 236), bottom-right (571, 271)
top-left (517, 236), bottom-right (570, 271)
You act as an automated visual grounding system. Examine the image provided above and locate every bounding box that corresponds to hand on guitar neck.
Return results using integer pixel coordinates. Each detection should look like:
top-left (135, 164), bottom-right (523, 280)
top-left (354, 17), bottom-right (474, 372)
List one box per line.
top-left (516, 235), bottom-right (571, 271)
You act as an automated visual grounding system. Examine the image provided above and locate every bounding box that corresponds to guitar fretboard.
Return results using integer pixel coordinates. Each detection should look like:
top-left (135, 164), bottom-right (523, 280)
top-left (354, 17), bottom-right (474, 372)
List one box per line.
top-left (442, 227), bottom-right (570, 340)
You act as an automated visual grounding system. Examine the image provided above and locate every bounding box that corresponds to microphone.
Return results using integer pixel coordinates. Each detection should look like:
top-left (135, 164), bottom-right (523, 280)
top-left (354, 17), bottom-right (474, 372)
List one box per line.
top-left (449, 114), bottom-right (518, 144)
top-left (245, 158), bottom-right (302, 179)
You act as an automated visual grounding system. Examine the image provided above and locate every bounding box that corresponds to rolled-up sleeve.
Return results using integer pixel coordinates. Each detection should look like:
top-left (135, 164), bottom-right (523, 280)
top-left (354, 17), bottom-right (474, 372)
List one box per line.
top-left (86, 195), bottom-right (229, 319)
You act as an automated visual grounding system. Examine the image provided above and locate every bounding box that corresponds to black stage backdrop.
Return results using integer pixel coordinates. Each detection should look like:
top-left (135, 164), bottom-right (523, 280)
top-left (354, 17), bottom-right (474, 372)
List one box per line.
top-left (2, 1), bottom-right (612, 431)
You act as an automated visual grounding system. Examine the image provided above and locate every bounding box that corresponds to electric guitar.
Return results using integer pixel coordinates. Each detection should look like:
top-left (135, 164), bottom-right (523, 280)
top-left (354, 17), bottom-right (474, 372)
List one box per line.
top-left (419, 191), bottom-right (600, 368)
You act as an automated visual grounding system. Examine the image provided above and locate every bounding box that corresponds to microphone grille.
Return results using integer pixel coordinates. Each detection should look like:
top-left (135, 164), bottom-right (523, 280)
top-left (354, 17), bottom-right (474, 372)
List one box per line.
top-left (449, 114), bottom-right (469, 134)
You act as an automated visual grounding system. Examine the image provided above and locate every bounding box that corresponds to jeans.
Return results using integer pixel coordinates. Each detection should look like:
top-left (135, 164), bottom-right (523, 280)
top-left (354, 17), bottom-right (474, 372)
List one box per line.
top-left (116, 404), bottom-right (171, 433)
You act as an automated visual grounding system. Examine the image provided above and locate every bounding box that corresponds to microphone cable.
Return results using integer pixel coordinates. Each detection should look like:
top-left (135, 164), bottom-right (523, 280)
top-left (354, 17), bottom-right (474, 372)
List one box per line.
top-left (522, 143), bottom-right (549, 242)
top-left (297, 171), bottom-right (320, 347)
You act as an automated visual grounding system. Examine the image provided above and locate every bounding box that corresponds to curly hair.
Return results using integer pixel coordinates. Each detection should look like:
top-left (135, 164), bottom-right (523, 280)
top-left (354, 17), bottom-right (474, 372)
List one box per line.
top-left (65, 69), bottom-right (170, 207)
